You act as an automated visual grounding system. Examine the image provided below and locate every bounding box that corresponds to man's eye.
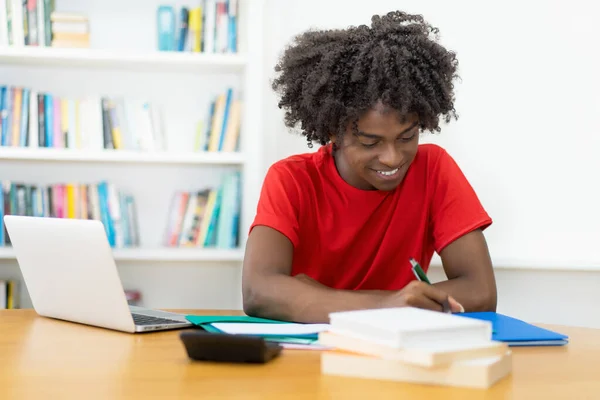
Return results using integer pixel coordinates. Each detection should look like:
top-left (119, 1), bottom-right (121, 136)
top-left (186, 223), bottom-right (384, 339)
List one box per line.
top-left (360, 142), bottom-right (377, 148)
top-left (400, 133), bottom-right (417, 142)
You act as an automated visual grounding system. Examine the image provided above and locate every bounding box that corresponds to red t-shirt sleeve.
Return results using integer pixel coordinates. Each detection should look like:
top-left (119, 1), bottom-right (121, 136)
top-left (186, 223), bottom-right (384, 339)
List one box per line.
top-left (429, 147), bottom-right (492, 253)
top-left (249, 162), bottom-right (301, 247)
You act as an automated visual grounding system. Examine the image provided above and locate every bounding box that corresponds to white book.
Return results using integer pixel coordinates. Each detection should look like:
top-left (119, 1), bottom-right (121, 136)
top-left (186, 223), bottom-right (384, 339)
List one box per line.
top-left (0, 0), bottom-right (8, 46)
top-left (328, 307), bottom-right (492, 349)
top-left (9, 0), bottom-right (23, 46)
top-left (216, 0), bottom-right (228, 53)
top-left (79, 96), bottom-right (104, 150)
top-left (149, 104), bottom-right (166, 151)
top-left (36, 0), bottom-right (45, 46)
top-left (203, 0), bottom-right (216, 53)
top-left (0, 280), bottom-right (6, 309)
top-left (322, 350), bottom-right (512, 389)
top-left (318, 331), bottom-right (507, 368)
top-left (134, 101), bottom-right (156, 151)
top-left (67, 99), bottom-right (76, 149)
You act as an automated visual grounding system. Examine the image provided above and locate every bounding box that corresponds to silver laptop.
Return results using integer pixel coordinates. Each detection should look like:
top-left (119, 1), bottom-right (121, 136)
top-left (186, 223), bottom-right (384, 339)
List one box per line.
top-left (3, 215), bottom-right (193, 333)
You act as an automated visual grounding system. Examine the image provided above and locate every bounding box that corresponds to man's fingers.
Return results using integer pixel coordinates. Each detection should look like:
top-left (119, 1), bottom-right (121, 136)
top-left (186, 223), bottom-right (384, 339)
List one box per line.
top-left (402, 290), bottom-right (443, 312)
top-left (448, 296), bottom-right (465, 313)
top-left (417, 282), bottom-right (450, 306)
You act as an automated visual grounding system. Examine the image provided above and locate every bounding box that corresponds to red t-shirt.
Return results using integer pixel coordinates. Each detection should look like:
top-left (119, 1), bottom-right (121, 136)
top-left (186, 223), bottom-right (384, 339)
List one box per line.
top-left (249, 143), bottom-right (492, 290)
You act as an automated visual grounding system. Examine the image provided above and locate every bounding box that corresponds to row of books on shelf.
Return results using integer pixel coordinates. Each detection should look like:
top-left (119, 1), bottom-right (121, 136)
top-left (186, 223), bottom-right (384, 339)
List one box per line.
top-left (0, 1), bottom-right (86, 48)
top-left (165, 171), bottom-right (240, 248)
top-left (0, 180), bottom-right (139, 248)
top-left (195, 87), bottom-right (241, 152)
top-left (0, 0), bottom-right (238, 53)
top-left (0, 279), bottom-right (18, 309)
top-left (0, 85), bottom-right (241, 153)
top-left (0, 0), bottom-right (54, 47)
top-left (0, 86), bottom-right (166, 151)
top-left (0, 279), bottom-right (136, 309)
top-left (158, 0), bottom-right (238, 54)
top-left (0, 172), bottom-right (241, 249)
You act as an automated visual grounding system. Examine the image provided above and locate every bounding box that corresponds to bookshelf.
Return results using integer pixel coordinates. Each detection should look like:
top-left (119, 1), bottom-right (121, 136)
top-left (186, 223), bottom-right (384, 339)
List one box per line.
top-left (0, 0), bottom-right (266, 310)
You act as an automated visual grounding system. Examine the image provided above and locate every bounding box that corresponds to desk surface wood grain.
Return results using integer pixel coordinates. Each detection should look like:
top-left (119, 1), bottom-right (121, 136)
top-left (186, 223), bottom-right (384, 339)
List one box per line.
top-left (1, 309), bottom-right (599, 400)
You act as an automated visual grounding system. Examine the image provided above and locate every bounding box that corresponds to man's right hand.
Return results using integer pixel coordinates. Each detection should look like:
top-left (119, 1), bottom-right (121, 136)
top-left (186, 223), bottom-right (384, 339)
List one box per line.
top-left (379, 281), bottom-right (464, 313)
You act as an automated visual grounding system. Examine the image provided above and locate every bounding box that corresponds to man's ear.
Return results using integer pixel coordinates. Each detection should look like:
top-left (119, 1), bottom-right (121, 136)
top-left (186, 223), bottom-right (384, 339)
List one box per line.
top-left (329, 134), bottom-right (340, 151)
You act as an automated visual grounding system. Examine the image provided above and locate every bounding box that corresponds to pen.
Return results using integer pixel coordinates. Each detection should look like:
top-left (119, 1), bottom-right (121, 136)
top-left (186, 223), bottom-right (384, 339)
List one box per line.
top-left (409, 258), bottom-right (451, 313)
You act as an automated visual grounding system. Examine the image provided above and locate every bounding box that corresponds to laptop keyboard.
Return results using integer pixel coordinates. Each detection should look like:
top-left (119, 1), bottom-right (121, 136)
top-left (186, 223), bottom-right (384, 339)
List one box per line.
top-left (132, 313), bottom-right (184, 326)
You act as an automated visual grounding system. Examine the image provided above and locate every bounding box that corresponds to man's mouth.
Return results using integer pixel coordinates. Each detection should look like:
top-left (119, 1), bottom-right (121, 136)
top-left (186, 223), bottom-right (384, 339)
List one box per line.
top-left (376, 168), bottom-right (399, 177)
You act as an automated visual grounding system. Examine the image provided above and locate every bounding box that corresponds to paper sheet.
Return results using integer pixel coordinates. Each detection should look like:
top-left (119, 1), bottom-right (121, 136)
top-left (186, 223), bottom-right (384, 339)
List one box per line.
top-left (210, 322), bottom-right (331, 336)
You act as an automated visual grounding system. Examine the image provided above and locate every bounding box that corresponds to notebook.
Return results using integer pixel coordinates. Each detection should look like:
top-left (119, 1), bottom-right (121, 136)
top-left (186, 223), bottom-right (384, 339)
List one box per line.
top-left (457, 312), bottom-right (568, 346)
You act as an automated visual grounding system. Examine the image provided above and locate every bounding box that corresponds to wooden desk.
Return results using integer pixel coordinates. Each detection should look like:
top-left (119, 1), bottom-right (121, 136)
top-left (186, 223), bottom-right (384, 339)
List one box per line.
top-left (1, 309), bottom-right (598, 399)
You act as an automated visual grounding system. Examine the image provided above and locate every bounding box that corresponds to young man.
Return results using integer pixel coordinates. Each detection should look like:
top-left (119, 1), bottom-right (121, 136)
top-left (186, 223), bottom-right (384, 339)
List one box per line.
top-left (242, 11), bottom-right (497, 323)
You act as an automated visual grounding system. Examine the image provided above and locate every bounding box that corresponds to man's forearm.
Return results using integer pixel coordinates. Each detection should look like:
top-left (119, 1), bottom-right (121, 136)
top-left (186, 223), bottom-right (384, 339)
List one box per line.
top-left (433, 276), bottom-right (497, 312)
top-left (243, 274), bottom-right (389, 323)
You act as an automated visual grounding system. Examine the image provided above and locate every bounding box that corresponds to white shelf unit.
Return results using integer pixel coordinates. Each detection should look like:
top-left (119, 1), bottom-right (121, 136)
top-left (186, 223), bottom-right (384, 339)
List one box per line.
top-left (0, 46), bottom-right (247, 73)
top-left (0, 0), bottom-right (266, 310)
top-left (0, 147), bottom-right (245, 165)
top-left (0, 247), bottom-right (244, 262)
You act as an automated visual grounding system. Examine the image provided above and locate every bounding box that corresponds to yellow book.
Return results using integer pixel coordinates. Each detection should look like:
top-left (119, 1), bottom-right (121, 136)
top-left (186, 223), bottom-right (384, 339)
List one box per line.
top-left (222, 100), bottom-right (241, 152)
top-left (195, 189), bottom-right (217, 247)
top-left (11, 88), bottom-right (22, 147)
top-left (6, 280), bottom-right (13, 309)
top-left (66, 184), bottom-right (76, 218)
top-left (207, 94), bottom-right (226, 152)
top-left (189, 7), bottom-right (203, 53)
top-left (193, 120), bottom-right (204, 151)
top-left (108, 100), bottom-right (123, 150)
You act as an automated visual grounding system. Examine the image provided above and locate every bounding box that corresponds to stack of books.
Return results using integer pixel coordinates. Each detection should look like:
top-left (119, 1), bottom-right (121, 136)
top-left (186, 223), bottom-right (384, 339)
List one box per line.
top-left (50, 12), bottom-right (90, 48)
top-left (319, 307), bottom-right (512, 389)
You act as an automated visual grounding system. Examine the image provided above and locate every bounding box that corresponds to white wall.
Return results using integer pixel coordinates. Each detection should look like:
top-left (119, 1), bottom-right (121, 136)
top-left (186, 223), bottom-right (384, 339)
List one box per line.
top-left (261, 0), bottom-right (600, 328)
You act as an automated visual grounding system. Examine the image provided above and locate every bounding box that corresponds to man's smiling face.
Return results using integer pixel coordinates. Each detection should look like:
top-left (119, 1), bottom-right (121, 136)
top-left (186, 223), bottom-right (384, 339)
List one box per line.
top-left (332, 103), bottom-right (420, 191)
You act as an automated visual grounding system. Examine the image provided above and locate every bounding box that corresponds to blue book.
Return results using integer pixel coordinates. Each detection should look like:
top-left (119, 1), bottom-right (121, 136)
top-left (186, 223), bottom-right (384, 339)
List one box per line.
top-left (96, 182), bottom-right (115, 247)
top-left (19, 88), bottom-right (29, 147)
top-left (218, 88), bottom-right (233, 151)
top-left (177, 7), bottom-right (189, 51)
top-left (459, 312), bottom-right (568, 346)
top-left (2, 87), bottom-right (12, 146)
top-left (44, 94), bottom-right (53, 147)
top-left (157, 5), bottom-right (176, 51)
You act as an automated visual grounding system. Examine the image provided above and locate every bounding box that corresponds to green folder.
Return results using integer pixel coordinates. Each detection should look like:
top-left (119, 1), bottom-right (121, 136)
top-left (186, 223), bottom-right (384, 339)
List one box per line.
top-left (185, 315), bottom-right (287, 325)
top-left (185, 315), bottom-right (320, 342)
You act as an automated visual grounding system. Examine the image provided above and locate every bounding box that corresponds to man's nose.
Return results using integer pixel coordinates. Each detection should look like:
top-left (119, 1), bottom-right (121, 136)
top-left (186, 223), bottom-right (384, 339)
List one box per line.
top-left (378, 144), bottom-right (402, 167)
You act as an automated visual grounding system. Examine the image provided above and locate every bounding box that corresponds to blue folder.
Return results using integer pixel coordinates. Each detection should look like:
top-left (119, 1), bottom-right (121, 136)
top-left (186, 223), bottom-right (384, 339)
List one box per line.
top-left (458, 312), bottom-right (569, 346)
